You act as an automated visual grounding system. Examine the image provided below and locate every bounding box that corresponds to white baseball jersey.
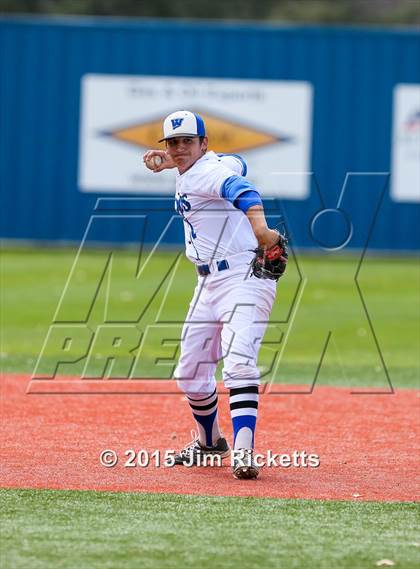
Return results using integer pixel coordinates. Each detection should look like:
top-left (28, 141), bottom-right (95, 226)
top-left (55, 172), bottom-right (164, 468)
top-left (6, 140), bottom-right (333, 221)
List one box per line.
top-left (174, 151), bottom-right (258, 263)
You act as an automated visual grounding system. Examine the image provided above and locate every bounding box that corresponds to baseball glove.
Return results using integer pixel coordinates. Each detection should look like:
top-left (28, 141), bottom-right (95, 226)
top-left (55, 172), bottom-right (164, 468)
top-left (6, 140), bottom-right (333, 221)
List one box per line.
top-left (251, 233), bottom-right (288, 281)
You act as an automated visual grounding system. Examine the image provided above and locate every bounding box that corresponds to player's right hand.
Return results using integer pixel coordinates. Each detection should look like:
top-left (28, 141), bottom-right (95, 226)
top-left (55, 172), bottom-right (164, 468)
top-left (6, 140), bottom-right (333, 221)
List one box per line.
top-left (143, 150), bottom-right (176, 172)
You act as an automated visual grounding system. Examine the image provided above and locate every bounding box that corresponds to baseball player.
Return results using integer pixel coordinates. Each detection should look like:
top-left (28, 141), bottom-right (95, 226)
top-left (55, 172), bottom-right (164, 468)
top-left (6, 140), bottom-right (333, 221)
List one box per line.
top-left (143, 110), bottom-right (287, 479)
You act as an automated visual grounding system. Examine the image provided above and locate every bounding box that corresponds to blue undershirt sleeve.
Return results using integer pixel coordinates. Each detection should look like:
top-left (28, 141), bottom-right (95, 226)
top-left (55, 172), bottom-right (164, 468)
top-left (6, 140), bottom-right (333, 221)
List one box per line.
top-left (233, 190), bottom-right (263, 213)
top-left (220, 175), bottom-right (262, 213)
top-left (220, 175), bottom-right (256, 201)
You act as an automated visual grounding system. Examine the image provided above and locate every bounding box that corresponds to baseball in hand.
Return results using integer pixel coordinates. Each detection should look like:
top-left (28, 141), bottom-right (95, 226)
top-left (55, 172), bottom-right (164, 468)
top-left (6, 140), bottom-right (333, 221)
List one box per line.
top-left (146, 155), bottom-right (163, 170)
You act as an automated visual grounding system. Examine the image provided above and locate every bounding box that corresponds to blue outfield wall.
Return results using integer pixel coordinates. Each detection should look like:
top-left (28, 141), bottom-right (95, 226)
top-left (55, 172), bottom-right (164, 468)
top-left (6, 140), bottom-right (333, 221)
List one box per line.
top-left (0, 16), bottom-right (419, 250)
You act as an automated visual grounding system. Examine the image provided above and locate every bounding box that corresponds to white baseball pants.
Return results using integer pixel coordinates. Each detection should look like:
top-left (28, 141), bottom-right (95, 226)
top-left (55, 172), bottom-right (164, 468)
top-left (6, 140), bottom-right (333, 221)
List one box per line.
top-left (174, 255), bottom-right (276, 395)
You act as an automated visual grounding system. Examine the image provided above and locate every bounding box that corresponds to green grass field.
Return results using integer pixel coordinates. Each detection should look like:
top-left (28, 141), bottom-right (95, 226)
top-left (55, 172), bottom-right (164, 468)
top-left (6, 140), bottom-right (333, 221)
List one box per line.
top-left (1, 489), bottom-right (419, 569)
top-left (2, 247), bottom-right (419, 388)
top-left (1, 247), bottom-right (419, 569)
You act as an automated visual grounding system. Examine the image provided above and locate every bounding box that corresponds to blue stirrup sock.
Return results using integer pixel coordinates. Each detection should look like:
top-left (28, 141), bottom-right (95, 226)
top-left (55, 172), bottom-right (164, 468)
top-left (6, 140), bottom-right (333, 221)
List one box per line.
top-left (229, 386), bottom-right (259, 450)
top-left (187, 388), bottom-right (221, 447)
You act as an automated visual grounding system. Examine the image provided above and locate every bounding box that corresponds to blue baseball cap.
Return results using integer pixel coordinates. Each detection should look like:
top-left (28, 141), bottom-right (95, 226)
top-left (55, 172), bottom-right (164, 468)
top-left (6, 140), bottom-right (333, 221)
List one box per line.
top-left (159, 110), bottom-right (206, 142)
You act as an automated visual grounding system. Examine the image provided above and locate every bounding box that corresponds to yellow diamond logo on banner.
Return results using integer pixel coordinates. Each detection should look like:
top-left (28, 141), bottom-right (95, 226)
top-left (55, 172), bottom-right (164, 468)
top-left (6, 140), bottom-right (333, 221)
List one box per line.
top-left (109, 119), bottom-right (162, 149)
top-left (106, 111), bottom-right (288, 153)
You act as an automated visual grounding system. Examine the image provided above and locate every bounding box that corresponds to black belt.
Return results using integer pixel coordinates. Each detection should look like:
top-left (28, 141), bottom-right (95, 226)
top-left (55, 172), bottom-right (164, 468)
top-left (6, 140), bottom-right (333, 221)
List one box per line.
top-left (196, 259), bottom-right (230, 276)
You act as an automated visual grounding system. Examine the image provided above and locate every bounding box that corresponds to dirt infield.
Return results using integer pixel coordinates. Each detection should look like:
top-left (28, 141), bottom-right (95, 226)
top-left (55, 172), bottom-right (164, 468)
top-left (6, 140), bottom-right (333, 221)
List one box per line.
top-left (1, 374), bottom-right (419, 502)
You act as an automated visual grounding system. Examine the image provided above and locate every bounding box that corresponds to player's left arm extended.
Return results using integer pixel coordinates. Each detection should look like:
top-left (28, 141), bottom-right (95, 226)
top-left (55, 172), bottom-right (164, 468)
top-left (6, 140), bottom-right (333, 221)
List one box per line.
top-left (245, 205), bottom-right (280, 249)
top-left (221, 175), bottom-right (279, 248)
top-left (221, 172), bottom-right (287, 260)
top-left (245, 204), bottom-right (288, 280)
top-left (221, 175), bottom-right (288, 279)
top-left (240, 198), bottom-right (288, 280)
top-left (230, 181), bottom-right (289, 281)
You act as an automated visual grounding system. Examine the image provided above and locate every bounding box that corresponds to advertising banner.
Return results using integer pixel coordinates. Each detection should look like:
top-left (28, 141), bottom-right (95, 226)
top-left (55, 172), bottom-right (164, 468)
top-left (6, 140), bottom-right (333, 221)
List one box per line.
top-left (78, 74), bottom-right (313, 198)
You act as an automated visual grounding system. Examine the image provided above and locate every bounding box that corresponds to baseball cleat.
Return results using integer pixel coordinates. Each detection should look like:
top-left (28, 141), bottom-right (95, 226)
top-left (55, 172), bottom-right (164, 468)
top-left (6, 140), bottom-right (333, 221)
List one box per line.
top-left (232, 449), bottom-right (260, 480)
top-left (173, 432), bottom-right (230, 466)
